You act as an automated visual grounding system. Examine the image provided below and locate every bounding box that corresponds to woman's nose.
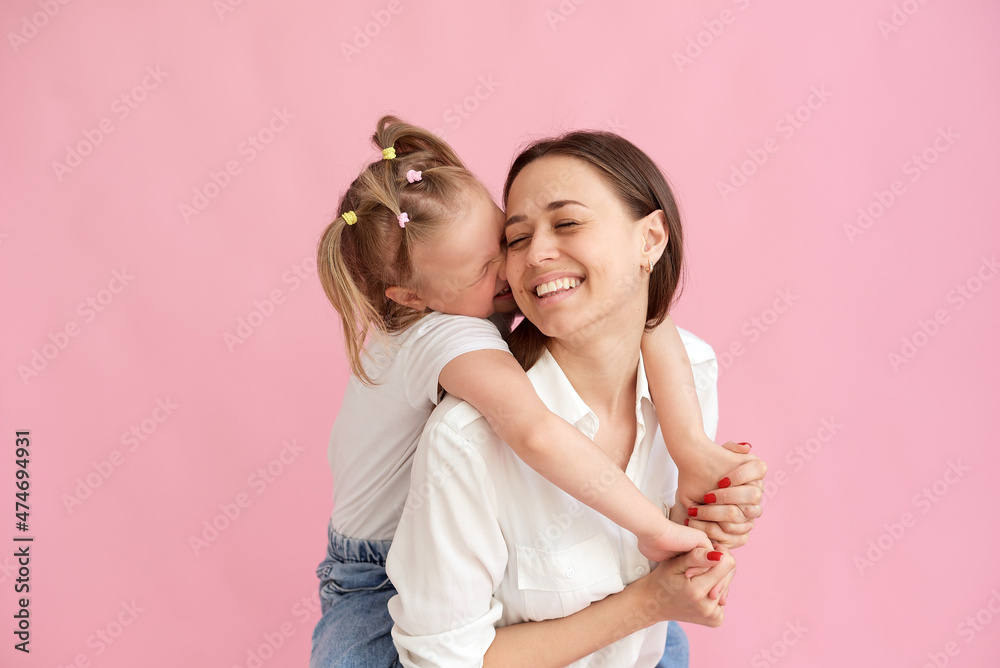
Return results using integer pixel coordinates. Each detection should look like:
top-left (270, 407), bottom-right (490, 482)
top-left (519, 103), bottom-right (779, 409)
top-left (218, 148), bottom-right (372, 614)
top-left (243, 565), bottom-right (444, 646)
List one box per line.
top-left (497, 254), bottom-right (507, 282)
top-left (525, 231), bottom-right (558, 266)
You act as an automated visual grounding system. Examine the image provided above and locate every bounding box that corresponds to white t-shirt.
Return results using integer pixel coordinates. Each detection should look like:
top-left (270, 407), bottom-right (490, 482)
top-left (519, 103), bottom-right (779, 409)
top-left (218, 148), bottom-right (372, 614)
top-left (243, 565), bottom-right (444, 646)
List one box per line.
top-left (386, 329), bottom-right (718, 668)
top-left (327, 312), bottom-right (510, 541)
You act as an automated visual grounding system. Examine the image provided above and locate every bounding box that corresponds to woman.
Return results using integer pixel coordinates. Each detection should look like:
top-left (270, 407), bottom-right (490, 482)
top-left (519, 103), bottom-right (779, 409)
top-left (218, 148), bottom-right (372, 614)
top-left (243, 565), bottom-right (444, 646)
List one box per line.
top-left (386, 130), bottom-right (764, 667)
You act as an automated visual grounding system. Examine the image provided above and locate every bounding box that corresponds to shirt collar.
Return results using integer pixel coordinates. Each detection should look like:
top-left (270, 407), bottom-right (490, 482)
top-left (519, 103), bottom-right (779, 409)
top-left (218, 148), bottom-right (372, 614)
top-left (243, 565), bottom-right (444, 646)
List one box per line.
top-left (526, 349), bottom-right (653, 438)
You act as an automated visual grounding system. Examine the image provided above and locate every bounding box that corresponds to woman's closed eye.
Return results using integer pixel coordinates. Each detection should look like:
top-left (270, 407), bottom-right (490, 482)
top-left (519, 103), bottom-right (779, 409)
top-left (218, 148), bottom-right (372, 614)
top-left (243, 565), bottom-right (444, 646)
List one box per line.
top-left (506, 234), bottom-right (529, 249)
top-left (507, 220), bottom-right (578, 249)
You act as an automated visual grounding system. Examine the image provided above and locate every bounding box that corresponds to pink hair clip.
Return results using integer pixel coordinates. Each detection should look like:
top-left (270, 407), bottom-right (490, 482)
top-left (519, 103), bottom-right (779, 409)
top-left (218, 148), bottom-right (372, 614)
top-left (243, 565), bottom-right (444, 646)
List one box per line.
top-left (406, 170), bottom-right (422, 183)
top-left (397, 212), bottom-right (409, 228)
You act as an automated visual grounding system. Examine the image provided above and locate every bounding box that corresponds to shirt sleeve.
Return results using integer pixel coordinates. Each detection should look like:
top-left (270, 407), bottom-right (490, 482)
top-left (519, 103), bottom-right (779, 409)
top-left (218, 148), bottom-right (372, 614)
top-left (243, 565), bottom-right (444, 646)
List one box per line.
top-left (401, 314), bottom-right (511, 408)
top-left (386, 414), bottom-right (509, 667)
top-left (676, 327), bottom-right (719, 441)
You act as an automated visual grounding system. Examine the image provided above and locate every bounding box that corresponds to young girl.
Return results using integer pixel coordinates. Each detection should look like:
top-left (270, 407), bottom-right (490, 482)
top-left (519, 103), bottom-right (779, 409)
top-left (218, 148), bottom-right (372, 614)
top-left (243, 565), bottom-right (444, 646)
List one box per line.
top-left (310, 116), bottom-right (760, 667)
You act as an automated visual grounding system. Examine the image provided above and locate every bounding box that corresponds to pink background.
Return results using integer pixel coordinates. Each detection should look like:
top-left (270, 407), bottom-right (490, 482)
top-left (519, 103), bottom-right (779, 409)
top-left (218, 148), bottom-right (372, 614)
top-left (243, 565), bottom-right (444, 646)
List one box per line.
top-left (3, 1), bottom-right (999, 666)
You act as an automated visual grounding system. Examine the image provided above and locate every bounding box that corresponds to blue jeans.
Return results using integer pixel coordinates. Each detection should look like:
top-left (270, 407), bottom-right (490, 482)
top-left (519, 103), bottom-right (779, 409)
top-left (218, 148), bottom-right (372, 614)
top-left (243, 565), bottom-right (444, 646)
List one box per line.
top-left (310, 523), bottom-right (689, 667)
top-left (658, 622), bottom-right (690, 668)
top-left (310, 524), bottom-right (402, 668)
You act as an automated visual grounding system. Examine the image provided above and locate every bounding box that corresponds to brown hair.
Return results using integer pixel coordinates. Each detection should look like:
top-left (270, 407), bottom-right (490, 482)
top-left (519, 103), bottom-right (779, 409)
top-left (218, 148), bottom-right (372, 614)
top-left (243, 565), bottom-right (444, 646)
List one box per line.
top-left (317, 115), bottom-right (480, 384)
top-left (501, 130), bottom-right (685, 369)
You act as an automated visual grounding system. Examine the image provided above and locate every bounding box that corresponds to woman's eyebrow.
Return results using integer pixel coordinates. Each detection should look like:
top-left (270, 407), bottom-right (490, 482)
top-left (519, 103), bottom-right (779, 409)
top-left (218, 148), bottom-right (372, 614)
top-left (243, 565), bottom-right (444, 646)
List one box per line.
top-left (505, 199), bottom-right (587, 227)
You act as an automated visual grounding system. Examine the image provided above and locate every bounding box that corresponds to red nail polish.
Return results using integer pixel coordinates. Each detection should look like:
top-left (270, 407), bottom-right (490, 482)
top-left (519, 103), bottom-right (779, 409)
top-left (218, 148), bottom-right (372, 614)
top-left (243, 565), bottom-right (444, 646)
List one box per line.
top-left (684, 519), bottom-right (689, 526)
top-left (687, 507), bottom-right (698, 517)
top-left (739, 442), bottom-right (752, 449)
top-left (718, 477), bottom-right (731, 488)
top-left (708, 551), bottom-right (723, 561)
top-left (704, 493), bottom-right (716, 504)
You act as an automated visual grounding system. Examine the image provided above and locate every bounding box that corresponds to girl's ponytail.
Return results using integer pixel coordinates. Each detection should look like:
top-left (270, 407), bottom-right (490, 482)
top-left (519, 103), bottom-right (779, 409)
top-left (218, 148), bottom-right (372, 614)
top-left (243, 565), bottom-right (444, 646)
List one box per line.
top-left (317, 116), bottom-right (480, 384)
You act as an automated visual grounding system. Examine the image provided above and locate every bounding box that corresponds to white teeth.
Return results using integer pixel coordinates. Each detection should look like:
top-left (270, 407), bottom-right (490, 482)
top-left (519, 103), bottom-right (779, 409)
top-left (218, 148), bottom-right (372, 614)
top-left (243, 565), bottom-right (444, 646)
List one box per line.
top-left (535, 277), bottom-right (581, 297)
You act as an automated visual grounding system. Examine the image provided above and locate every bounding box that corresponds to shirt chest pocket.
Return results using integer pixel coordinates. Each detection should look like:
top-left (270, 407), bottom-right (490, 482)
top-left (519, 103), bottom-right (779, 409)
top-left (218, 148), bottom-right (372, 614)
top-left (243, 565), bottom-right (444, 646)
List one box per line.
top-left (515, 533), bottom-right (625, 622)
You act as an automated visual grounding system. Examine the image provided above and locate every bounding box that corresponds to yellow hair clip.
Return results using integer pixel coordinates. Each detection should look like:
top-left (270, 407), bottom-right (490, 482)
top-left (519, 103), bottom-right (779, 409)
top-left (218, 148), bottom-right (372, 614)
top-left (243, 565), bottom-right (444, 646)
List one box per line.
top-left (382, 146), bottom-right (396, 160)
top-left (342, 210), bottom-right (358, 225)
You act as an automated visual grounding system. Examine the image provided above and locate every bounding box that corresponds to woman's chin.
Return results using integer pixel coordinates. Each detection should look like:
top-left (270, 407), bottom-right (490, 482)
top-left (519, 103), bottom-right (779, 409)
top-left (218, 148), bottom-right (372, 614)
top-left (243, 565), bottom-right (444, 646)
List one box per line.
top-left (529, 314), bottom-right (586, 343)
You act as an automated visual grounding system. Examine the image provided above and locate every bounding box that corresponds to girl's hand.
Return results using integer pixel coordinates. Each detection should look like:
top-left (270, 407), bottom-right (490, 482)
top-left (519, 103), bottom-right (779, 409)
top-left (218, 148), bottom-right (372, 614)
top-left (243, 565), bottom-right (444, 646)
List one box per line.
top-left (638, 520), bottom-right (713, 563)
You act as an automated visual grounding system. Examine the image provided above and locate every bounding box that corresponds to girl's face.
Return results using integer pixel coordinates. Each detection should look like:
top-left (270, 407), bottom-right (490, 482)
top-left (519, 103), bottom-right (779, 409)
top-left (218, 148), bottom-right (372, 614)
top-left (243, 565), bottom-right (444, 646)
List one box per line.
top-left (410, 184), bottom-right (514, 318)
top-left (503, 155), bottom-right (653, 342)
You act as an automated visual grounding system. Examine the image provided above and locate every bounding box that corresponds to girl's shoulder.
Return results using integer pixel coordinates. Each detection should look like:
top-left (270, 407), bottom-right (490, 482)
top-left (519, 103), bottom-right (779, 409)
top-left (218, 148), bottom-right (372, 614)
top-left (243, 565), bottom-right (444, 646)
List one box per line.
top-left (403, 312), bottom-right (506, 348)
top-left (674, 327), bottom-right (716, 367)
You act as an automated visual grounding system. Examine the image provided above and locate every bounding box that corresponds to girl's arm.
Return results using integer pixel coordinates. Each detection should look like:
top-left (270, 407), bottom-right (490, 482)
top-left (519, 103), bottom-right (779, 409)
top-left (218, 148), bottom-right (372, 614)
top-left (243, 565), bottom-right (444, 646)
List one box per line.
top-left (641, 317), bottom-right (766, 518)
top-left (439, 349), bottom-right (710, 560)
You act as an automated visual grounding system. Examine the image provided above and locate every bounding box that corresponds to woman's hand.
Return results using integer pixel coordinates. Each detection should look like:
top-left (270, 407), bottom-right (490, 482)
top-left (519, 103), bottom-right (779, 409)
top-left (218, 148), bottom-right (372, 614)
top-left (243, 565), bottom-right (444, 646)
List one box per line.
top-left (676, 440), bottom-right (766, 534)
top-left (669, 499), bottom-right (753, 550)
top-left (632, 546), bottom-right (736, 628)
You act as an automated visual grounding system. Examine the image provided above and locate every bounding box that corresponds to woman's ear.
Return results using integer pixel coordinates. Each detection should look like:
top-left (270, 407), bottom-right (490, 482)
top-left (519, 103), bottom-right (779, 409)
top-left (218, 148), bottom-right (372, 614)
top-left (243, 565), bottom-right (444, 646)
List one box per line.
top-left (385, 286), bottom-right (427, 312)
top-left (640, 209), bottom-right (669, 260)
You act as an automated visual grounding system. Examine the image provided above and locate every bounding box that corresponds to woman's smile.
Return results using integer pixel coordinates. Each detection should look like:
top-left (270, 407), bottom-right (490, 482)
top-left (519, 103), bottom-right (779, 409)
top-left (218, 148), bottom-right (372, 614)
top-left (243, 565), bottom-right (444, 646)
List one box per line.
top-left (530, 272), bottom-right (585, 303)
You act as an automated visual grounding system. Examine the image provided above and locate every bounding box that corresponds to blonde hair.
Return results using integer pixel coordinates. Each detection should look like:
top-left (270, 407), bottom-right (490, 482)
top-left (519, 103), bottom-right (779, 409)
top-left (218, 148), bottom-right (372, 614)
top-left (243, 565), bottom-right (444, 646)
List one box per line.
top-left (318, 116), bottom-right (480, 384)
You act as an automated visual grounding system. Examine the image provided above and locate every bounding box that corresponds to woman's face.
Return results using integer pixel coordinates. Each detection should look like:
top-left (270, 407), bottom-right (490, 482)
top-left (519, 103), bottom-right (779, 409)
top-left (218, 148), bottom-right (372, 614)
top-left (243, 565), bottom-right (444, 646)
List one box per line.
top-left (504, 155), bottom-right (652, 342)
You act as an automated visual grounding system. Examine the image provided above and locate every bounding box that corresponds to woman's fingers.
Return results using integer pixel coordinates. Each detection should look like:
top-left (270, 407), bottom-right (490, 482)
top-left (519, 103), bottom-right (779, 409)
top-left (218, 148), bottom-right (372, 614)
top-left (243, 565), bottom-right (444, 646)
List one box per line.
top-left (671, 546), bottom-right (724, 575)
top-left (716, 569), bottom-right (735, 606)
top-left (686, 518), bottom-right (750, 548)
top-left (702, 546), bottom-right (736, 601)
top-left (689, 546), bottom-right (735, 586)
top-left (700, 485), bottom-right (764, 524)
top-left (686, 503), bottom-right (746, 524)
top-left (720, 440), bottom-right (752, 455)
top-left (717, 457), bottom-right (767, 489)
top-left (717, 520), bottom-right (754, 535)
top-left (702, 485), bottom-right (762, 506)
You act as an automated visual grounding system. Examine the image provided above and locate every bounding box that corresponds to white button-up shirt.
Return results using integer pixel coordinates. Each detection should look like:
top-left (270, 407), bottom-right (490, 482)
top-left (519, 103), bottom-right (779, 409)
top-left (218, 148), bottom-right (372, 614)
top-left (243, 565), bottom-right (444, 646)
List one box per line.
top-left (387, 329), bottom-right (718, 667)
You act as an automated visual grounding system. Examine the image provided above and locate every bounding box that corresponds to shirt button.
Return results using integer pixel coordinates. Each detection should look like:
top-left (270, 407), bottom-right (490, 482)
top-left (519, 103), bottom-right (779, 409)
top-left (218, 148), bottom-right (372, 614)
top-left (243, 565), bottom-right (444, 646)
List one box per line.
top-left (635, 566), bottom-right (646, 576)
top-left (565, 568), bottom-right (576, 579)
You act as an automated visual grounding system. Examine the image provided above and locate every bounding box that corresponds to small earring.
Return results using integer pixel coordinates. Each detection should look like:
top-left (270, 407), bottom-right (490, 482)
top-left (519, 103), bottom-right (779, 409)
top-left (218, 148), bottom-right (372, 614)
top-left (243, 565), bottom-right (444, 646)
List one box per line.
top-left (646, 259), bottom-right (654, 274)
